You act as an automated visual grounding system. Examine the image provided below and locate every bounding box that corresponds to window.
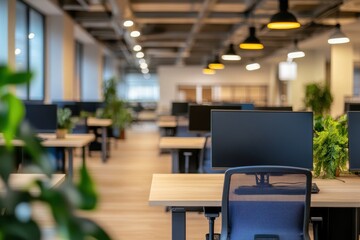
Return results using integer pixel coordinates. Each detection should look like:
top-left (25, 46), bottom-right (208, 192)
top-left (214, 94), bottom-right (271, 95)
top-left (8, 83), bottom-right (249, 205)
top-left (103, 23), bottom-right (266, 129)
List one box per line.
top-left (122, 73), bottom-right (159, 102)
top-left (15, 0), bottom-right (45, 100)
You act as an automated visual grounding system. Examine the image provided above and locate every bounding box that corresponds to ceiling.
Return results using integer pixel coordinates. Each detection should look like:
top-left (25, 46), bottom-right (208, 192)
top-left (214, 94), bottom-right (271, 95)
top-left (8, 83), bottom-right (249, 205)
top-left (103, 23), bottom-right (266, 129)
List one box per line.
top-left (60, 0), bottom-right (360, 73)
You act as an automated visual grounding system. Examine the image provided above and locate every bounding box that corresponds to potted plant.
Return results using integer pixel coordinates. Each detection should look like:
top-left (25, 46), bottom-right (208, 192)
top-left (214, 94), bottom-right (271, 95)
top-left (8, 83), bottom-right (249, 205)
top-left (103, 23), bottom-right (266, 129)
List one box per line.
top-left (56, 107), bottom-right (72, 138)
top-left (313, 115), bottom-right (348, 178)
top-left (0, 65), bottom-right (111, 239)
top-left (102, 78), bottom-right (132, 139)
top-left (304, 82), bottom-right (333, 116)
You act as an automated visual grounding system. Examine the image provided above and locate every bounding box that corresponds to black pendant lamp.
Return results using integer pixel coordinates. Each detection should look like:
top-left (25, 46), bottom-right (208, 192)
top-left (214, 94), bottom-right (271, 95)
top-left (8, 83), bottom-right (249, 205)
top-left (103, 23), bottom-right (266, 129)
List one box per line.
top-left (267, 0), bottom-right (301, 30)
top-left (208, 55), bottom-right (225, 70)
top-left (221, 44), bottom-right (241, 61)
top-left (239, 27), bottom-right (264, 50)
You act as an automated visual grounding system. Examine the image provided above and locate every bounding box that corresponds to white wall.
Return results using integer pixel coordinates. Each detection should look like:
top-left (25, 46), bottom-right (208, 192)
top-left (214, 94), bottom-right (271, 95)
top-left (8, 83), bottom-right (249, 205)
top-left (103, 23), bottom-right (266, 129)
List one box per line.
top-left (46, 14), bottom-right (75, 102)
top-left (158, 64), bottom-right (273, 113)
top-left (288, 50), bottom-right (327, 110)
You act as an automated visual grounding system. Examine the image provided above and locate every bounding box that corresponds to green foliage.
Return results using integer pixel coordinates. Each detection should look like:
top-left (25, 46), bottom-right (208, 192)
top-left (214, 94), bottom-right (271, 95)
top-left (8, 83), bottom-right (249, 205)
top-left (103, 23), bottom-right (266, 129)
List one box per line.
top-left (0, 65), bottom-right (111, 239)
top-left (102, 78), bottom-right (132, 129)
top-left (305, 83), bottom-right (333, 116)
top-left (313, 115), bottom-right (348, 178)
top-left (57, 107), bottom-right (72, 130)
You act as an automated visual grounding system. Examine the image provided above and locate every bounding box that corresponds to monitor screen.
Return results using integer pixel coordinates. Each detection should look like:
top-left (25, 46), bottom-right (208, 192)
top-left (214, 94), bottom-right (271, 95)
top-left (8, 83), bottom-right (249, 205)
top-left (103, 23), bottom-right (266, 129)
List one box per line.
top-left (211, 111), bottom-right (313, 169)
top-left (347, 111), bottom-right (360, 170)
top-left (345, 103), bottom-right (360, 112)
top-left (24, 104), bottom-right (57, 133)
top-left (79, 101), bottom-right (104, 113)
top-left (171, 102), bottom-right (189, 116)
top-left (188, 104), bottom-right (242, 132)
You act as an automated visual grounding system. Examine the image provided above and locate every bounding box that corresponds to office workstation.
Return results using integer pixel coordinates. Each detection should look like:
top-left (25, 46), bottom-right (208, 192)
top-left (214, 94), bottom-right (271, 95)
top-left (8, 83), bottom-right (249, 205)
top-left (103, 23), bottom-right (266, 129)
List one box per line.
top-left (2, 0), bottom-right (360, 239)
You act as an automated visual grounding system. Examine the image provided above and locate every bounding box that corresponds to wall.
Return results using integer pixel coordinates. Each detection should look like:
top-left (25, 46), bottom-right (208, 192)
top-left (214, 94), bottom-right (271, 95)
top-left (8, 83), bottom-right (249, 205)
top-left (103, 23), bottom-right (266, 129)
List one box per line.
top-left (288, 50), bottom-right (327, 110)
top-left (157, 63), bottom-right (273, 113)
top-left (331, 43), bottom-right (354, 117)
top-left (46, 14), bottom-right (75, 102)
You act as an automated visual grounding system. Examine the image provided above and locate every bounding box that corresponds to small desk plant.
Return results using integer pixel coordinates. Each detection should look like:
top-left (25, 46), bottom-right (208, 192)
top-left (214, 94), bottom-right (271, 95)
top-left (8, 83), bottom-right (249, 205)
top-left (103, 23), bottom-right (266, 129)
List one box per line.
top-left (56, 107), bottom-right (72, 138)
top-left (0, 65), bottom-right (111, 239)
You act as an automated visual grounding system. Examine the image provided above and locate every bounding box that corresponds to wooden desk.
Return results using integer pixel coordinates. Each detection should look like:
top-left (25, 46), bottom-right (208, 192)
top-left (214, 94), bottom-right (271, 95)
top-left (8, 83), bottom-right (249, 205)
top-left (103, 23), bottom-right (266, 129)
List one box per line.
top-left (87, 117), bottom-right (112, 163)
top-left (149, 174), bottom-right (360, 240)
top-left (157, 120), bottom-right (177, 128)
top-left (159, 137), bottom-right (206, 173)
top-left (0, 173), bottom-right (66, 191)
top-left (0, 133), bottom-right (94, 180)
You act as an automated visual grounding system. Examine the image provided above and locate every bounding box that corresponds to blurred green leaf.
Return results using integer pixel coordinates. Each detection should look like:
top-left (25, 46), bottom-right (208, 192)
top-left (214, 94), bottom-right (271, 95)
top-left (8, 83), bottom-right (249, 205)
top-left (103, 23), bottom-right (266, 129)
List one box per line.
top-left (77, 165), bottom-right (98, 210)
top-left (0, 65), bottom-right (11, 88)
top-left (0, 217), bottom-right (41, 240)
top-left (17, 122), bottom-right (52, 176)
top-left (0, 65), bottom-right (32, 88)
top-left (0, 150), bottom-right (16, 185)
top-left (1, 93), bottom-right (24, 148)
top-left (76, 217), bottom-right (111, 240)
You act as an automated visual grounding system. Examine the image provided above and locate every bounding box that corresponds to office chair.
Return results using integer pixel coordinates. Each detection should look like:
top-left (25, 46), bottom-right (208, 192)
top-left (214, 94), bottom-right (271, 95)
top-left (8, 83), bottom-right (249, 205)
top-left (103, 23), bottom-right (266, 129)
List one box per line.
top-left (219, 166), bottom-right (313, 240)
top-left (198, 134), bottom-right (225, 174)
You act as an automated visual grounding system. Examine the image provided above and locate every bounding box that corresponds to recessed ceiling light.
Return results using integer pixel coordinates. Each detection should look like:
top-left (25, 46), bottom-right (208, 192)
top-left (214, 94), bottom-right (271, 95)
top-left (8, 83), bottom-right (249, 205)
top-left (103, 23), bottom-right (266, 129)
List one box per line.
top-left (136, 52), bottom-right (144, 58)
top-left (133, 45), bottom-right (142, 51)
top-left (130, 31), bottom-right (140, 38)
top-left (123, 20), bottom-right (134, 27)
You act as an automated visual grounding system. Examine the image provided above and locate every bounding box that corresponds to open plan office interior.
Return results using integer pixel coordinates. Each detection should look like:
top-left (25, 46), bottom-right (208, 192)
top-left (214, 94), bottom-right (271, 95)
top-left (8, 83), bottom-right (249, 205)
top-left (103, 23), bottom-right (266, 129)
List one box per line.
top-left (2, 0), bottom-right (360, 239)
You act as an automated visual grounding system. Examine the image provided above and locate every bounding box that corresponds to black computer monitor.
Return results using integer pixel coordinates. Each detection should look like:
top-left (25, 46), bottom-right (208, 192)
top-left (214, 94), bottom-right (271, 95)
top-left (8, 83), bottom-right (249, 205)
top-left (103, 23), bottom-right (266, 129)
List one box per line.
top-left (345, 103), bottom-right (360, 112)
top-left (347, 111), bottom-right (360, 170)
top-left (222, 102), bottom-right (255, 110)
top-left (171, 102), bottom-right (189, 116)
top-left (188, 104), bottom-right (242, 133)
top-left (79, 101), bottom-right (104, 113)
top-left (211, 110), bottom-right (313, 169)
top-left (24, 104), bottom-right (57, 133)
top-left (254, 106), bottom-right (293, 111)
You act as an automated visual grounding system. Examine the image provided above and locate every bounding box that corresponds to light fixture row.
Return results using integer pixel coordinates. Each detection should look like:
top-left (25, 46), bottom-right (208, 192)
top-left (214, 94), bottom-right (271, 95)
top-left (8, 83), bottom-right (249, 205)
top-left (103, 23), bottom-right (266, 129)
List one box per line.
top-left (123, 19), bottom-right (152, 76)
top-left (202, 60), bottom-right (261, 75)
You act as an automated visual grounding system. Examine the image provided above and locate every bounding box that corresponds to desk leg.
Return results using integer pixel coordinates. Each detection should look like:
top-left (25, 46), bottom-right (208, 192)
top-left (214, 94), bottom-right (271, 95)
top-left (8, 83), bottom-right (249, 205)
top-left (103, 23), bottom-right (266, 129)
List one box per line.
top-left (171, 150), bottom-right (179, 173)
top-left (82, 146), bottom-right (86, 166)
top-left (67, 148), bottom-right (74, 180)
top-left (172, 207), bottom-right (186, 240)
top-left (311, 207), bottom-right (358, 240)
top-left (101, 126), bottom-right (107, 163)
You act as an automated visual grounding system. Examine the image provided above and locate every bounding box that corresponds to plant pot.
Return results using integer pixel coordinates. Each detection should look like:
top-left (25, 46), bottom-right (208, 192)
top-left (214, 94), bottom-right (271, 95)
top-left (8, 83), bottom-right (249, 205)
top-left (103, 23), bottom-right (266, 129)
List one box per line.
top-left (119, 129), bottom-right (126, 139)
top-left (56, 129), bottom-right (67, 139)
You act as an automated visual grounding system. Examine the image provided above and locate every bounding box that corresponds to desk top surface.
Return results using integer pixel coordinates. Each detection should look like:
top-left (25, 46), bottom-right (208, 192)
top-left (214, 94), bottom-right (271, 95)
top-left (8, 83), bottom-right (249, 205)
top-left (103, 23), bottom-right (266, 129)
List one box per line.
top-left (159, 137), bottom-right (206, 149)
top-left (0, 133), bottom-right (95, 148)
top-left (149, 174), bottom-right (360, 208)
top-left (0, 173), bottom-right (65, 191)
top-left (87, 117), bottom-right (112, 127)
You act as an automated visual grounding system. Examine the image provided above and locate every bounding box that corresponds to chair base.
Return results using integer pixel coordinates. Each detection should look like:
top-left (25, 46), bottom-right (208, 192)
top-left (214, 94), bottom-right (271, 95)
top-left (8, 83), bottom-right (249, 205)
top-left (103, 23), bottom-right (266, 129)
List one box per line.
top-left (205, 233), bottom-right (220, 240)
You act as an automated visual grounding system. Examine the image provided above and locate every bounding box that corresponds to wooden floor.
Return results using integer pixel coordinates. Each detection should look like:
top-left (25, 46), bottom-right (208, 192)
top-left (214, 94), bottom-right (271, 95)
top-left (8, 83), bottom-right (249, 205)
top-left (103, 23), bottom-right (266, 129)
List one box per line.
top-left (39, 122), bottom-right (221, 239)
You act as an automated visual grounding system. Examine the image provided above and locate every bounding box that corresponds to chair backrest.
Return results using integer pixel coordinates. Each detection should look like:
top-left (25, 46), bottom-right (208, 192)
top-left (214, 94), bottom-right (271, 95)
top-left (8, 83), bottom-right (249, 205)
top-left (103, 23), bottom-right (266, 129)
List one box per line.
top-left (198, 134), bottom-right (225, 173)
top-left (221, 166), bottom-right (312, 240)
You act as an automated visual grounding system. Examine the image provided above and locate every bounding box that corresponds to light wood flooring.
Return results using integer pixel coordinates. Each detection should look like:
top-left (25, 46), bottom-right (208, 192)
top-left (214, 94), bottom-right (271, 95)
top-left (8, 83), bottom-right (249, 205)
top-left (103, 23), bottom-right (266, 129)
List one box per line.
top-left (38, 122), bottom-right (221, 239)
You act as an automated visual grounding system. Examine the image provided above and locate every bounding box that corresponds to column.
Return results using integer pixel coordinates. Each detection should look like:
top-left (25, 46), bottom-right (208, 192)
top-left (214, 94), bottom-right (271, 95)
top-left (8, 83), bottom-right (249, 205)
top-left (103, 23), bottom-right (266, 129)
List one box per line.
top-left (330, 43), bottom-right (353, 117)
